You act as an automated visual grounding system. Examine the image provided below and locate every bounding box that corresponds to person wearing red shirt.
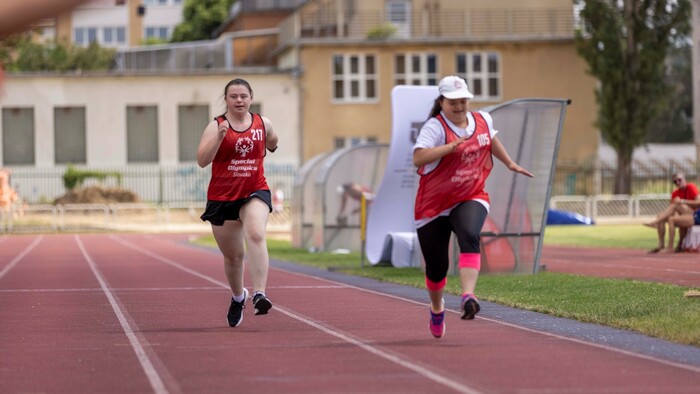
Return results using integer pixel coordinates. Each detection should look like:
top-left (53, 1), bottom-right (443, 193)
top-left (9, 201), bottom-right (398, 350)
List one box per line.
top-left (644, 172), bottom-right (700, 253)
top-left (197, 78), bottom-right (279, 327)
top-left (413, 76), bottom-right (533, 338)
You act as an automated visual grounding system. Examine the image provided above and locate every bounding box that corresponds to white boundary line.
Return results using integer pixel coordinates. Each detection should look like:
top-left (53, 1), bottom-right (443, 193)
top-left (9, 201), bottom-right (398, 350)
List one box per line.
top-left (0, 286), bottom-right (223, 293)
top-left (0, 235), bottom-right (42, 280)
top-left (111, 235), bottom-right (483, 394)
top-left (75, 235), bottom-right (169, 394)
top-left (150, 234), bottom-right (700, 374)
top-left (272, 266), bottom-right (700, 375)
top-left (0, 285), bottom-right (342, 293)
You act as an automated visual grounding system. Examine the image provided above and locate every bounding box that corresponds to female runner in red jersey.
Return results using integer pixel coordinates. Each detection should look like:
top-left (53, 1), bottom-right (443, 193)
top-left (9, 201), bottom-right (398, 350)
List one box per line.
top-left (197, 78), bottom-right (279, 327)
top-left (413, 76), bottom-right (533, 338)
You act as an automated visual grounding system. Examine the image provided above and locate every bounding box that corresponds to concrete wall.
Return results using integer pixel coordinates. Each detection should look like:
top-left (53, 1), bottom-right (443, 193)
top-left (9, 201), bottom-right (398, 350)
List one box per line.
top-left (0, 72), bottom-right (299, 168)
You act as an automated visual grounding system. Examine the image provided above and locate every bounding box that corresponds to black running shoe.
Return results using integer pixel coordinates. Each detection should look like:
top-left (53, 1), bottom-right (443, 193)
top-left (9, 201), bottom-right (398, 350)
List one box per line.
top-left (460, 294), bottom-right (481, 320)
top-left (227, 288), bottom-right (248, 327)
top-left (252, 292), bottom-right (272, 315)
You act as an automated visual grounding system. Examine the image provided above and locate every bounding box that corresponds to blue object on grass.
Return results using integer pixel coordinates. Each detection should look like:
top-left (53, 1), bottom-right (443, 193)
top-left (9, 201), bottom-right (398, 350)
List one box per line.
top-left (546, 209), bottom-right (594, 225)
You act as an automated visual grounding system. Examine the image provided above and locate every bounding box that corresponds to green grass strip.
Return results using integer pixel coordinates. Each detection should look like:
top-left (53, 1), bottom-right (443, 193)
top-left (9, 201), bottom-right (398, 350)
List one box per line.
top-left (544, 224), bottom-right (658, 249)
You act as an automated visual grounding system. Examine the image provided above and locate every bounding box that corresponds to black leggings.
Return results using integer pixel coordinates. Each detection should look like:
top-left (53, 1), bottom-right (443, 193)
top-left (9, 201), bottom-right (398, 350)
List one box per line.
top-left (417, 200), bottom-right (488, 284)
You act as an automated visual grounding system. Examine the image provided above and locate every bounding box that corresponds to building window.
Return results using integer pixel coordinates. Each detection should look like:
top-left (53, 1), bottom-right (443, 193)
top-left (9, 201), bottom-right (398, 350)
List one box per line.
top-left (145, 26), bottom-right (170, 40)
top-left (126, 106), bottom-right (159, 163)
top-left (1, 108), bottom-right (35, 165)
top-left (54, 107), bottom-right (86, 164)
top-left (177, 105), bottom-right (208, 162)
top-left (334, 136), bottom-right (378, 149)
top-left (76, 26), bottom-right (125, 47)
top-left (456, 52), bottom-right (501, 101)
top-left (103, 27), bottom-right (126, 45)
top-left (394, 53), bottom-right (438, 86)
top-left (332, 54), bottom-right (377, 102)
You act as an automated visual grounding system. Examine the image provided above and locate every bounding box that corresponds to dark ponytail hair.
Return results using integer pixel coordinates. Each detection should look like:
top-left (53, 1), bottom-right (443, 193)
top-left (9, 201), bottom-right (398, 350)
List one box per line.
top-left (427, 96), bottom-right (443, 119)
top-left (223, 78), bottom-right (253, 97)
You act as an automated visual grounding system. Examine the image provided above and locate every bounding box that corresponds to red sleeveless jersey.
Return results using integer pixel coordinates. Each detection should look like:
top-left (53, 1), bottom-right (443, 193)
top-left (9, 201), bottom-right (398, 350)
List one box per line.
top-left (414, 112), bottom-right (493, 220)
top-left (207, 113), bottom-right (269, 201)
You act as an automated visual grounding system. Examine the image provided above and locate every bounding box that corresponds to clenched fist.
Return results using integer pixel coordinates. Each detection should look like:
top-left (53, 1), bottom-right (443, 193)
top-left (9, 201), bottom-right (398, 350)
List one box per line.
top-left (218, 120), bottom-right (229, 137)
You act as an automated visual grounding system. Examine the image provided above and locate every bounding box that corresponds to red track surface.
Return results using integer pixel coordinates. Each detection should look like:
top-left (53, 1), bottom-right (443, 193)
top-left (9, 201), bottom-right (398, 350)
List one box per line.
top-left (1, 234), bottom-right (699, 393)
top-left (542, 245), bottom-right (700, 287)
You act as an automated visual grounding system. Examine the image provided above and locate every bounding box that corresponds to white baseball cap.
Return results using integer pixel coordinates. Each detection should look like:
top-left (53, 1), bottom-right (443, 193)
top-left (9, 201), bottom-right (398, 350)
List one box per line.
top-left (438, 76), bottom-right (474, 99)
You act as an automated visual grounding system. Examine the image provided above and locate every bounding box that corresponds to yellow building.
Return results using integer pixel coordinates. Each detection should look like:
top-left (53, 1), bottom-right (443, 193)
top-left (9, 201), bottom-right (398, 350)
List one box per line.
top-left (270, 0), bottom-right (598, 164)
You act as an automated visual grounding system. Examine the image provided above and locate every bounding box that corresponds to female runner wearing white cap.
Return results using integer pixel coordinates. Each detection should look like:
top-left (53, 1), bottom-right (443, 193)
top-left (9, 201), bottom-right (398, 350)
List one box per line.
top-left (413, 76), bottom-right (533, 338)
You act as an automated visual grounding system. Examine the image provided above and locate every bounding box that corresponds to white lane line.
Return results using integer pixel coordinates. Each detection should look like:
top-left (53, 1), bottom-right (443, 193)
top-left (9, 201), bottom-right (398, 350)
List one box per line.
top-left (273, 304), bottom-right (481, 394)
top-left (0, 235), bottom-right (42, 280)
top-left (0, 286), bottom-right (224, 293)
top-left (273, 267), bottom-right (700, 375)
top-left (0, 285), bottom-right (341, 293)
top-left (119, 235), bottom-right (700, 374)
top-left (112, 235), bottom-right (482, 394)
top-left (75, 235), bottom-right (170, 394)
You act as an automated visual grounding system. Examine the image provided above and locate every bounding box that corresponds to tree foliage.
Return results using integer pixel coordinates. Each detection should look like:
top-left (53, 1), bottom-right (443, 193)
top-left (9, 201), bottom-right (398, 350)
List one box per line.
top-left (574, 0), bottom-right (691, 194)
top-left (1, 37), bottom-right (115, 72)
top-left (171, 0), bottom-right (236, 42)
top-left (647, 45), bottom-right (693, 143)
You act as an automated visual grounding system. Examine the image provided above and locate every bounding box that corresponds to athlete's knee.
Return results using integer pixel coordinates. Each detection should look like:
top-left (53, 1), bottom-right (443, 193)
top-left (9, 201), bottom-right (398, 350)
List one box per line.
top-left (458, 253), bottom-right (481, 271)
top-left (425, 277), bottom-right (446, 291)
top-left (223, 252), bottom-right (245, 267)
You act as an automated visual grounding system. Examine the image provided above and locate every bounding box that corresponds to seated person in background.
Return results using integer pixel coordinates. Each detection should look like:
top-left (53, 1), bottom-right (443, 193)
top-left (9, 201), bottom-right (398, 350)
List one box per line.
top-left (336, 182), bottom-right (374, 225)
top-left (664, 198), bottom-right (700, 253)
top-left (643, 172), bottom-right (699, 253)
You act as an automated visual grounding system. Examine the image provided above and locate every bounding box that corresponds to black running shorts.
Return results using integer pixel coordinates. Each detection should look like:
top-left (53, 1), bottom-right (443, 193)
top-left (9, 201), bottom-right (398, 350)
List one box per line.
top-left (200, 190), bottom-right (272, 226)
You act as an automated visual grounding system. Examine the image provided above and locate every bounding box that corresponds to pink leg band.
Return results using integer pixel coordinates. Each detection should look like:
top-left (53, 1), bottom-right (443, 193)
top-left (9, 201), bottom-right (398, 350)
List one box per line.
top-left (426, 277), bottom-right (446, 291)
top-left (459, 253), bottom-right (481, 271)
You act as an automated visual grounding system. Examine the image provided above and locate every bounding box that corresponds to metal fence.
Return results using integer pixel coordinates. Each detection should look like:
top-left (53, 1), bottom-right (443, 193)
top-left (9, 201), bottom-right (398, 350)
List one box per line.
top-left (549, 194), bottom-right (671, 221)
top-left (0, 202), bottom-right (291, 234)
top-left (3, 163), bottom-right (297, 205)
top-left (553, 163), bottom-right (699, 196)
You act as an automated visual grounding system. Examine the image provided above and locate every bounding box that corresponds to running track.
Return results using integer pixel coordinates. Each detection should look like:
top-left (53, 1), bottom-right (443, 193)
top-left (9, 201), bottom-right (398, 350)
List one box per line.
top-left (1, 234), bottom-right (699, 393)
top-left (542, 246), bottom-right (700, 287)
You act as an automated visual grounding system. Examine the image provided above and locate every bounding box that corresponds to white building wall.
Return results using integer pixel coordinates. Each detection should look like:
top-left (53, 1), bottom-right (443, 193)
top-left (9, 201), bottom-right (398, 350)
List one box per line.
top-left (72, 6), bottom-right (129, 28)
top-left (143, 6), bottom-right (183, 27)
top-left (0, 73), bottom-right (300, 168)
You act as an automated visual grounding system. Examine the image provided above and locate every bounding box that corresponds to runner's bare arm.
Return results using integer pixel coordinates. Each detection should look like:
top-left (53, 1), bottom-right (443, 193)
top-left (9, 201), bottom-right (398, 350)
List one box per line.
top-left (197, 120), bottom-right (227, 168)
top-left (491, 137), bottom-right (534, 178)
top-left (263, 116), bottom-right (278, 152)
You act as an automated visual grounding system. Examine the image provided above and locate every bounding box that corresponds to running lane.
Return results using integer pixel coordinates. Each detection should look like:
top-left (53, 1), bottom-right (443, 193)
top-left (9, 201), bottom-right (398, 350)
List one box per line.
top-left (2, 233), bottom-right (699, 393)
top-left (0, 234), bottom-right (157, 393)
top-left (542, 245), bottom-right (700, 287)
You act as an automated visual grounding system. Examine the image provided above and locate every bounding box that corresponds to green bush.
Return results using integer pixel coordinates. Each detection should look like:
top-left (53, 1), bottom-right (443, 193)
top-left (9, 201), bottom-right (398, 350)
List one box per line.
top-left (62, 165), bottom-right (122, 190)
top-left (366, 23), bottom-right (397, 40)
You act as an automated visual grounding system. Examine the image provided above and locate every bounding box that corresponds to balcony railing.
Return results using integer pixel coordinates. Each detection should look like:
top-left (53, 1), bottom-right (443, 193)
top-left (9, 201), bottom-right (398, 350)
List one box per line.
top-left (279, 7), bottom-right (575, 47)
top-left (231, 0), bottom-right (308, 17)
top-left (114, 29), bottom-right (279, 72)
